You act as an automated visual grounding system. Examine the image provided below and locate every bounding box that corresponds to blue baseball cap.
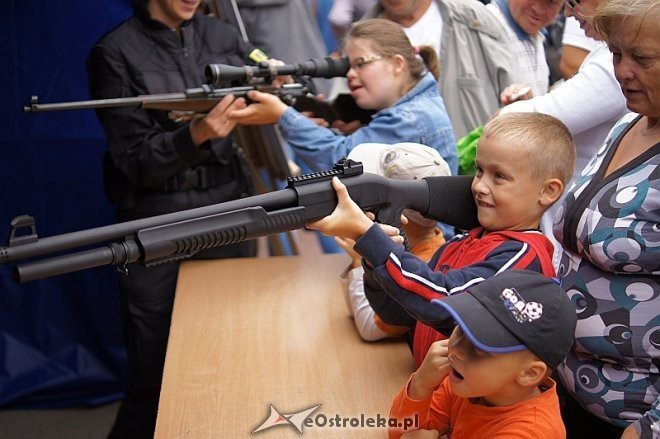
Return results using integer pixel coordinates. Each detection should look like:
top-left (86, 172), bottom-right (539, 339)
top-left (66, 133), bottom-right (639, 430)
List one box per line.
top-left (430, 270), bottom-right (577, 367)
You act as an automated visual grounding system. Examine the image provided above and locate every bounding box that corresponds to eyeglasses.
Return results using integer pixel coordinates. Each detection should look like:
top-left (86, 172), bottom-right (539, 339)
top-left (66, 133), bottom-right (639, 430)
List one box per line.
top-left (348, 55), bottom-right (383, 70)
top-left (565, 0), bottom-right (580, 8)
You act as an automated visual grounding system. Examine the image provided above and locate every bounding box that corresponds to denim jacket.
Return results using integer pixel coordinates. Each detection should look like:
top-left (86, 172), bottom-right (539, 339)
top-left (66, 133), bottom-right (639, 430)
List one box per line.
top-left (365, 0), bottom-right (519, 138)
top-left (278, 72), bottom-right (458, 174)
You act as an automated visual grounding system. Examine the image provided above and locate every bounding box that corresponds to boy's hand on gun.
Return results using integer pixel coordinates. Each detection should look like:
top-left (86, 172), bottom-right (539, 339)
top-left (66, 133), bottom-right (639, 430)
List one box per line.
top-left (409, 340), bottom-right (452, 400)
top-left (306, 177), bottom-right (403, 243)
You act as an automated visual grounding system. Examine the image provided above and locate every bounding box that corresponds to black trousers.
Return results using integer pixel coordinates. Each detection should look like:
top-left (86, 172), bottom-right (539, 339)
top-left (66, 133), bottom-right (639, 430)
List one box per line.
top-left (108, 240), bottom-right (256, 439)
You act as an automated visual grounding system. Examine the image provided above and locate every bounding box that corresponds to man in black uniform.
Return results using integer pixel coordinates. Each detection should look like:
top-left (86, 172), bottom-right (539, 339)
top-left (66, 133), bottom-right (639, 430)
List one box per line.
top-left (87, 0), bottom-right (269, 436)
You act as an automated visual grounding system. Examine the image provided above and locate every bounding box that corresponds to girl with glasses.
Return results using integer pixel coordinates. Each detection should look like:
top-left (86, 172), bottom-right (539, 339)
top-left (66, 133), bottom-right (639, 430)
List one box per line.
top-left (229, 18), bottom-right (458, 176)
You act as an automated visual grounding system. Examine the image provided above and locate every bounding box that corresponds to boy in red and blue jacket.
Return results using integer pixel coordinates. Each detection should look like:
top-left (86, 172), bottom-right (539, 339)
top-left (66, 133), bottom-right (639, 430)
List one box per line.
top-left (308, 112), bottom-right (576, 365)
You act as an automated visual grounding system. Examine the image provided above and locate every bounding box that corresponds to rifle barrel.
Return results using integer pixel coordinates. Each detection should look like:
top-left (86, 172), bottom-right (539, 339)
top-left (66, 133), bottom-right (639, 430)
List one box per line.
top-left (16, 246), bottom-right (119, 282)
top-left (1, 190), bottom-right (298, 263)
top-left (24, 84), bottom-right (307, 113)
top-left (24, 93), bottom-right (187, 112)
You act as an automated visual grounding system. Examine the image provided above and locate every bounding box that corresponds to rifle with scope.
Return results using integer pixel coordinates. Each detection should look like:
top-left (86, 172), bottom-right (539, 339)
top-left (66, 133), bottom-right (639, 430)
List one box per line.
top-left (1, 160), bottom-right (478, 283)
top-left (24, 56), bottom-right (350, 114)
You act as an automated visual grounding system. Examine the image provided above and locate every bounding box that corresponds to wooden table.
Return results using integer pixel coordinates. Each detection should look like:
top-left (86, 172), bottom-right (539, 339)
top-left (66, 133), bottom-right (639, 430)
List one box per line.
top-left (155, 254), bottom-right (415, 438)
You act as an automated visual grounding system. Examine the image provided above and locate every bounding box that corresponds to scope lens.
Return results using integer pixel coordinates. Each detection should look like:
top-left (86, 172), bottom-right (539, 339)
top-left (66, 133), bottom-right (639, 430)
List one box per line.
top-left (205, 64), bottom-right (221, 85)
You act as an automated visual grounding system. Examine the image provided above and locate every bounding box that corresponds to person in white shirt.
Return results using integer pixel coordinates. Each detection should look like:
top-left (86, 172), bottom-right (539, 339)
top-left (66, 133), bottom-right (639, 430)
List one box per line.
top-left (396, 0), bottom-right (442, 60)
top-left (559, 15), bottom-right (601, 79)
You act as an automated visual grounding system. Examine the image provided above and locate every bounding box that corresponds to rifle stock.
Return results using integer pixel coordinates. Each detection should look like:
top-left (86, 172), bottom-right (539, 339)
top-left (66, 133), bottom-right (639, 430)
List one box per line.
top-left (1, 160), bottom-right (478, 283)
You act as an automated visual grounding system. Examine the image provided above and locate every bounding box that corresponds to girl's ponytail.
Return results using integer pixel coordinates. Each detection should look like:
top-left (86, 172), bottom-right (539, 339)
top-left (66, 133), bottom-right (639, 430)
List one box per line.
top-left (417, 46), bottom-right (440, 81)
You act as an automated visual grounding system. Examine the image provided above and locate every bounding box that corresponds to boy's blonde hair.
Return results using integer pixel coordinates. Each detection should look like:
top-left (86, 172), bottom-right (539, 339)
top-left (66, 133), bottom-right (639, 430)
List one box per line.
top-left (343, 18), bottom-right (441, 81)
top-left (481, 113), bottom-right (576, 186)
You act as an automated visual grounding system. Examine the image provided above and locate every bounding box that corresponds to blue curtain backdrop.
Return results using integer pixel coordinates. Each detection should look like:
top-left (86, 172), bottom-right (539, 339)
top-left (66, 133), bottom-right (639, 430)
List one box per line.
top-left (0, 1), bottom-right (133, 408)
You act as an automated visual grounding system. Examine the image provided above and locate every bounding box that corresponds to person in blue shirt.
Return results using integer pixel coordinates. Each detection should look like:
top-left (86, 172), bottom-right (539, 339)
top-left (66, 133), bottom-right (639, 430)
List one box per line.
top-left (229, 18), bottom-right (458, 175)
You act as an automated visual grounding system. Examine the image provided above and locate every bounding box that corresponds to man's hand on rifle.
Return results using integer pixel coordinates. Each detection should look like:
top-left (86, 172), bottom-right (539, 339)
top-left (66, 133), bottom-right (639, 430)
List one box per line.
top-left (189, 94), bottom-right (246, 145)
top-left (306, 177), bottom-right (404, 243)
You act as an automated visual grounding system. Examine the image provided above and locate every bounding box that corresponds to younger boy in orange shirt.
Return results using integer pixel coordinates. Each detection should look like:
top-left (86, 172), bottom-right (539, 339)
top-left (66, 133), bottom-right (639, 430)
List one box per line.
top-left (389, 270), bottom-right (576, 438)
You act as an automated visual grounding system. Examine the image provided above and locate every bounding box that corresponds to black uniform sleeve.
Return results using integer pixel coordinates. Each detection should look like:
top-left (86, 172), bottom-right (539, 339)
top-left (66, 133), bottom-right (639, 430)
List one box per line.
top-left (87, 43), bottom-right (213, 190)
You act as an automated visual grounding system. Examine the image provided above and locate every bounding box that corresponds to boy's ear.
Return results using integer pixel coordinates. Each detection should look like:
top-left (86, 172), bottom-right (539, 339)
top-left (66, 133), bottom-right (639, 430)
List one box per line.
top-left (517, 360), bottom-right (548, 387)
top-left (539, 178), bottom-right (564, 207)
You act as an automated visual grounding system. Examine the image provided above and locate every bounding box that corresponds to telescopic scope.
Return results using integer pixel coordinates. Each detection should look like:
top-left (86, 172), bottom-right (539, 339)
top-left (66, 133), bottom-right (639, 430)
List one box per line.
top-left (205, 56), bottom-right (350, 85)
